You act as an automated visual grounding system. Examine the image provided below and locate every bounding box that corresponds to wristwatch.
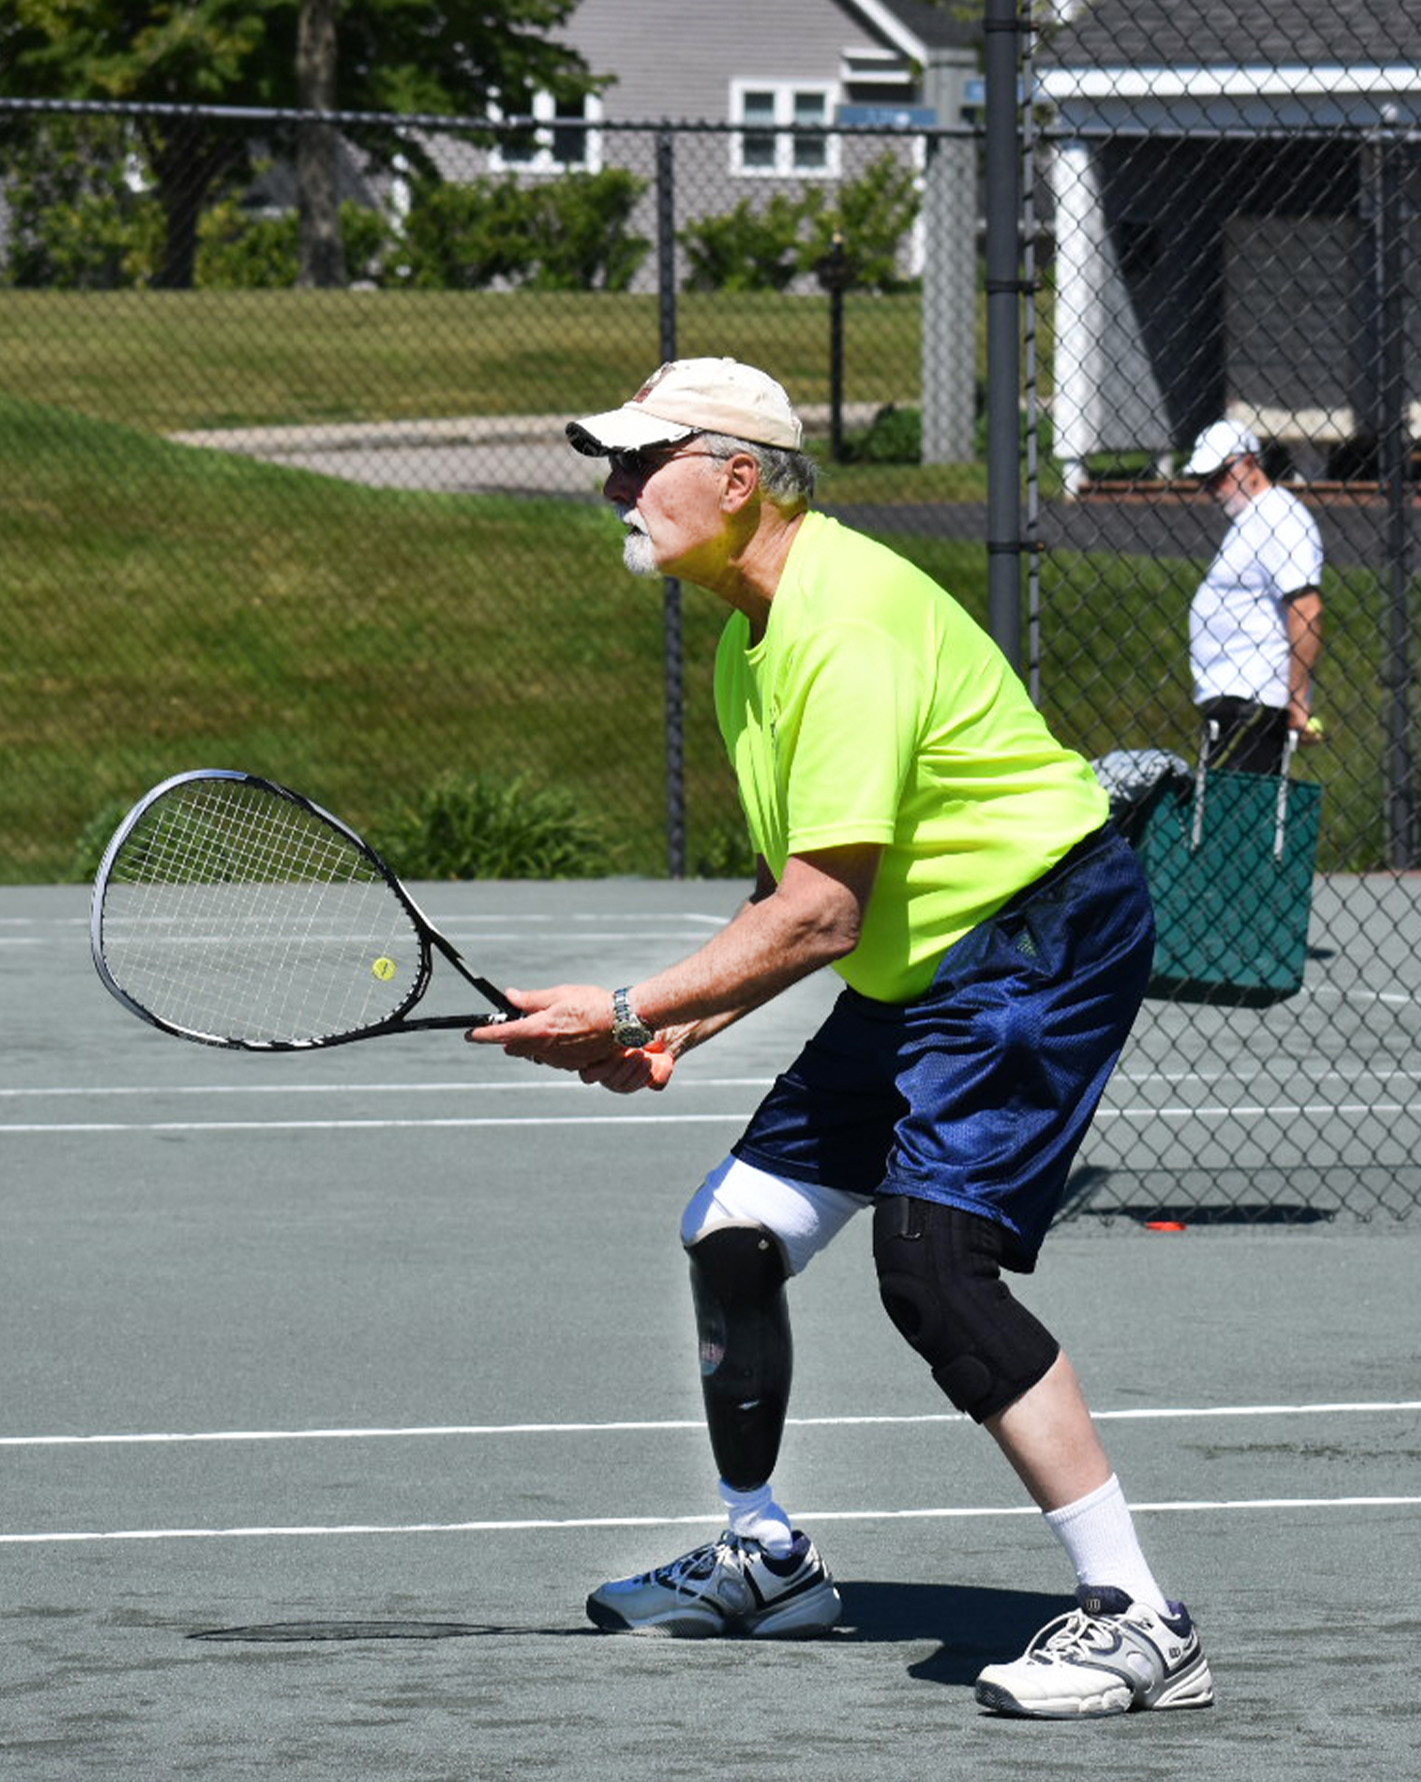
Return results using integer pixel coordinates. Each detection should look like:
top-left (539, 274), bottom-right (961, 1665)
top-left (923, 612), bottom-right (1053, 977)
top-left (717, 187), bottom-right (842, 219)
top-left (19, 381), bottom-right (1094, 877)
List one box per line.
top-left (611, 987), bottom-right (655, 1049)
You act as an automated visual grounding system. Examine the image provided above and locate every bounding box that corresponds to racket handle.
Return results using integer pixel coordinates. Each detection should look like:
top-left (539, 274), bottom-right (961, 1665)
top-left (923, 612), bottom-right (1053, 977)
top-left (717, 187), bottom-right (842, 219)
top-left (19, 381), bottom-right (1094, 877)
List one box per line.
top-left (641, 1039), bottom-right (675, 1090)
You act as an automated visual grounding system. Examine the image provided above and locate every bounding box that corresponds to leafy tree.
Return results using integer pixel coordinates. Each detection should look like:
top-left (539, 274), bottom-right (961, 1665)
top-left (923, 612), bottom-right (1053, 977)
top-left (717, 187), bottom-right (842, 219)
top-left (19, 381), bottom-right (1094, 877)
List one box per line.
top-left (0, 0), bottom-right (599, 288)
top-left (798, 152), bottom-right (922, 294)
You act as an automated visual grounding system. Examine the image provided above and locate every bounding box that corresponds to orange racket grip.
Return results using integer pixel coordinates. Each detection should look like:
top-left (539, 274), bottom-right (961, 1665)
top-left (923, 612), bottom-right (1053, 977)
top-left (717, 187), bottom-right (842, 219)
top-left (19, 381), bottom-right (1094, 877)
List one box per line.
top-left (642, 1038), bottom-right (675, 1090)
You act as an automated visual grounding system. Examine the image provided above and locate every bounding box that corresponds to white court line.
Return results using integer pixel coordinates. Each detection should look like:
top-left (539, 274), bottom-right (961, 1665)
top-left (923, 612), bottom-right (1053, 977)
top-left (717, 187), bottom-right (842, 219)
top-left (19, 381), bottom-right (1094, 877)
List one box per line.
top-left (0, 1077), bottom-right (775, 1100)
top-left (7, 1099), bottom-right (1418, 1135)
top-left (1116, 1065), bottom-right (1421, 1087)
top-left (1096, 1100), bottom-right (1416, 1124)
top-left (4, 1497), bottom-right (1418, 1546)
top-left (6, 1064), bottom-right (1420, 1104)
top-left (0, 1113), bottom-right (748, 1134)
top-left (1299, 985), bottom-right (1415, 1007)
top-left (4, 1399), bottom-right (1417, 1448)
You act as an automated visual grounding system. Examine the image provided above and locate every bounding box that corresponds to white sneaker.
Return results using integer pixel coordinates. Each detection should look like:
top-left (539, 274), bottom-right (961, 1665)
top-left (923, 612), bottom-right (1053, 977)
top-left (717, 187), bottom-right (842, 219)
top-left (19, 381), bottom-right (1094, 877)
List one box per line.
top-left (975, 1585), bottom-right (1215, 1718)
top-left (586, 1530), bottom-right (841, 1638)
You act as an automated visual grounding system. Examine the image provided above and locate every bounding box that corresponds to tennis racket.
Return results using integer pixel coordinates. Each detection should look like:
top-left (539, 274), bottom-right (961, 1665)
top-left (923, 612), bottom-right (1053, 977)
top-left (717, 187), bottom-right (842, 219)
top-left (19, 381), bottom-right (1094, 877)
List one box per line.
top-left (90, 769), bottom-right (517, 1050)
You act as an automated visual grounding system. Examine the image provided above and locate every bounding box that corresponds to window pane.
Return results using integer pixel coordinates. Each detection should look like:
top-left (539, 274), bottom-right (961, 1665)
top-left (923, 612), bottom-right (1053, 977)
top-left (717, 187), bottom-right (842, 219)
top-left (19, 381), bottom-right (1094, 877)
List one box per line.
top-left (794, 134), bottom-right (828, 170)
top-left (501, 85), bottom-right (537, 163)
top-left (791, 90), bottom-right (828, 171)
top-left (742, 131), bottom-right (776, 168)
top-left (741, 90), bottom-right (778, 169)
top-left (552, 98), bottom-right (588, 167)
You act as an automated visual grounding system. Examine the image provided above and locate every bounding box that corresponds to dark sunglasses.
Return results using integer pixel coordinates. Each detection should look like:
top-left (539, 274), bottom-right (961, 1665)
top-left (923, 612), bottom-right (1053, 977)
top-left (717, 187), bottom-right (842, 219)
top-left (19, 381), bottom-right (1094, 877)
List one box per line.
top-left (607, 433), bottom-right (708, 482)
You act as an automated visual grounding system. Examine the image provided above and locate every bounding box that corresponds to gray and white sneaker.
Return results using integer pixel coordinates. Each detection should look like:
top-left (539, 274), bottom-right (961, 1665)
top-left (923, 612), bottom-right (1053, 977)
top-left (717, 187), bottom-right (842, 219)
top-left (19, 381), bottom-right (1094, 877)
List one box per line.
top-left (975, 1585), bottom-right (1215, 1718)
top-left (586, 1530), bottom-right (841, 1638)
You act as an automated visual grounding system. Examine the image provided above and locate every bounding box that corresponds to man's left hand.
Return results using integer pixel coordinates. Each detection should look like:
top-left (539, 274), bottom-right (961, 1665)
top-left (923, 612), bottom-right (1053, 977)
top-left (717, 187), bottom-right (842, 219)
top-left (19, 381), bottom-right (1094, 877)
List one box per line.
top-left (464, 983), bottom-right (622, 1071)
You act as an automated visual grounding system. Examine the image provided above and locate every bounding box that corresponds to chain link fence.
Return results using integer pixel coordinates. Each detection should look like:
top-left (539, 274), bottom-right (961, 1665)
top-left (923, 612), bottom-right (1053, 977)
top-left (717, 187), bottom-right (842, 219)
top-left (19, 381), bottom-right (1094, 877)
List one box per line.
top-left (1027, 0), bottom-right (1420, 1222)
top-left (1, 18), bottom-right (1417, 1223)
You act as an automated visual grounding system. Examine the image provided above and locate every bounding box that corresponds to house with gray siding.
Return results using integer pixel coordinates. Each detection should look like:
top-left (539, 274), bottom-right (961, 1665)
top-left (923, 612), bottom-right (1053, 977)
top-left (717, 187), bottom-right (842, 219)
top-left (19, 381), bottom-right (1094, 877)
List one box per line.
top-left (500, 0), bottom-right (977, 181)
top-left (486, 1), bottom-right (984, 457)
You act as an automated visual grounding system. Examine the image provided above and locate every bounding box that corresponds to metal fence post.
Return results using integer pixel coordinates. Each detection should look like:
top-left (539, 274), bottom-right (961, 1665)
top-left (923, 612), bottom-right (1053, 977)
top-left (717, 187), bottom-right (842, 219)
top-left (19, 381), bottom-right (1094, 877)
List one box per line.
top-left (984, 0), bottom-right (1023, 673)
top-left (656, 124), bottom-right (686, 878)
top-left (920, 51), bottom-right (979, 464)
top-left (1371, 115), bottom-right (1417, 869)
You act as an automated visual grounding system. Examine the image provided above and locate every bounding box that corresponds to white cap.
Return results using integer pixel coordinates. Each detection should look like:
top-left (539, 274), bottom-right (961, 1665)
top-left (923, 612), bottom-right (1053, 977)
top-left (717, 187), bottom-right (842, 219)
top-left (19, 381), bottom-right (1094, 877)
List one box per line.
top-left (566, 357), bottom-right (803, 456)
top-left (1183, 419), bottom-right (1261, 477)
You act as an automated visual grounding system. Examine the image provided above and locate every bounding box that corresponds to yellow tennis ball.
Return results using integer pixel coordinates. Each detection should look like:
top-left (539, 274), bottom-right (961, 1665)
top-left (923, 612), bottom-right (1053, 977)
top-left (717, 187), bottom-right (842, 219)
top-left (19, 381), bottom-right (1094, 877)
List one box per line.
top-left (372, 956), bottom-right (397, 981)
top-left (1306, 716), bottom-right (1325, 740)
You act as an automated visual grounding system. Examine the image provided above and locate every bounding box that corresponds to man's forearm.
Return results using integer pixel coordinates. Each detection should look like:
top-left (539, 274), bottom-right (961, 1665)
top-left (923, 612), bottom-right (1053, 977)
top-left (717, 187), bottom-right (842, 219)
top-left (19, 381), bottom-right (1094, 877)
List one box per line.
top-left (1287, 589), bottom-right (1323, 719)
top-left (630, 851), bottom-right (873, 1033)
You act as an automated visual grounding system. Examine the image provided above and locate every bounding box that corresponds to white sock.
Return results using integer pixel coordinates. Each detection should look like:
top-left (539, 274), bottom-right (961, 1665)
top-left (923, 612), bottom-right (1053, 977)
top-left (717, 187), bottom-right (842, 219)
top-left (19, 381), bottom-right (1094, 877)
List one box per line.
top-left (1044, 1474), bottom-right (1170, 1614)
top-left (718, 1480), bottom-right (793, 1557)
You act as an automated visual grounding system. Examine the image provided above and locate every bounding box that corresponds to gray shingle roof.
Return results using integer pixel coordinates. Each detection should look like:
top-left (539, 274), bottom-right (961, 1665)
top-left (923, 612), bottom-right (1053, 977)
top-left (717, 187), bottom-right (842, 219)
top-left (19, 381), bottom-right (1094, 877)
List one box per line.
top-left (878, 0), bottom-right (980, 52)
top-left (1043, 0), bottom-right (1419, 68)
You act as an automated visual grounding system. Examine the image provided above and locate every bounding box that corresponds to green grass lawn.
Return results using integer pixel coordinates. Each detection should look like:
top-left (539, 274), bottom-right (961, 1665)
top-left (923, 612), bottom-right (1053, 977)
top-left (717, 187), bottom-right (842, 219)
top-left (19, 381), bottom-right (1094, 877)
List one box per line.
top-left (0, 288), bottom-right (930, 432)
top-left (2, 392), bottom-right (756, 879)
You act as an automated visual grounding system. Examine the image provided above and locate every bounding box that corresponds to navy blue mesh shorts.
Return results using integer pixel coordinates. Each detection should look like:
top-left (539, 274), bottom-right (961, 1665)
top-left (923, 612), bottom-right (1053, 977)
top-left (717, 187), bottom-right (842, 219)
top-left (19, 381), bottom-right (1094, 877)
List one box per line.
top-left (732, 827), bottom-right (1154, 1271)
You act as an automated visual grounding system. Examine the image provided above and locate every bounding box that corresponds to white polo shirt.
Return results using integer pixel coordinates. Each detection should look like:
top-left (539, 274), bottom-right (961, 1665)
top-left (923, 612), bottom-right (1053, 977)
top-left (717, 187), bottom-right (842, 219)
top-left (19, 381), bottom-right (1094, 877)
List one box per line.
top-left (1190, 484), bottom-right (1322, 707)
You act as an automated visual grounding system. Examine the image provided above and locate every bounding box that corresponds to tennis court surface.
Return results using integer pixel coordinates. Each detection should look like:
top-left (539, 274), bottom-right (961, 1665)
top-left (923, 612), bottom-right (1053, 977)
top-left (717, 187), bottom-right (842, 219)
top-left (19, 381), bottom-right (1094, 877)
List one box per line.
top-left (5, 879), bottom-right (1419, 1780)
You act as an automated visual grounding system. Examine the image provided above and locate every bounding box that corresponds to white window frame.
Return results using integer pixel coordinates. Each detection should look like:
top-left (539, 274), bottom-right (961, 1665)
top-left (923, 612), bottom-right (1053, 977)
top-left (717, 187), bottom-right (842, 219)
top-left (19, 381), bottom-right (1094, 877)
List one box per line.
top-left (730, 79), bottom-right (840, 178)
top-left (490, 90), bottom-right (603, 175)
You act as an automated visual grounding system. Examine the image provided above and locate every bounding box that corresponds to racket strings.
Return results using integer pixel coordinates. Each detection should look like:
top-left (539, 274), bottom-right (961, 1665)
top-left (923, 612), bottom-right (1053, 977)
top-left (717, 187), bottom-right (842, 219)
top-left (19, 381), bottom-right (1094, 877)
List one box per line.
top-left (100, 781), bottom-right (421, 1046)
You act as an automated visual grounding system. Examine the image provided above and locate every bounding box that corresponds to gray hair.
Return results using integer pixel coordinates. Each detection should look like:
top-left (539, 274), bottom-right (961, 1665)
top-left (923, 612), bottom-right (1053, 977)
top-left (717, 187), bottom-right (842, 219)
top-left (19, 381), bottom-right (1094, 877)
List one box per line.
top-left (699, 432), bottom-right (818, 513)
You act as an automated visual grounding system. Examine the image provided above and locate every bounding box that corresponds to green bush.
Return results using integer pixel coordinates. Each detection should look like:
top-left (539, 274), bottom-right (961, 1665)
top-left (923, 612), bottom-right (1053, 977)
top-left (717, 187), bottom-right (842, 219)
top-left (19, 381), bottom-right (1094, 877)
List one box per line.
top-left (398, 169), bottom-right (648, 291)
top-left (399, 176), bottom-right (536, 288)
top-left (691, 821), bottom-right (757, 880)
top-left (680, 152), bottom-right (920, 294)
top-left (367, 773), bottom-right (616, 879)
top-left (70, 798), bottom-right (136, 882)
top-left (341, 203), bottom-right (391, 283)
top-left (197, 202), bottom-right (300, 288)
top-left (523, 169), bottom-right (650, 292)
top-left (844, 404), bottom-right (923, 464)
top-left (798, 152), bottom-right (923, 294)
top-left (680, 192), bottom-right (821, 292)
top-left (3, 117), bottom-right (162, 289)
top-left (196, 199), bottom-right (393, 288)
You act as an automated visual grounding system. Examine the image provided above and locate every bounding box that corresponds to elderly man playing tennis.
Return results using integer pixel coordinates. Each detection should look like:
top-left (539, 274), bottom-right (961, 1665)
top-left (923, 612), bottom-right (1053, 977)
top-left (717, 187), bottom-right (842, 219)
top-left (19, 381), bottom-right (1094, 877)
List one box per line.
top-left (467, 357), bottom-right (1212, 1720)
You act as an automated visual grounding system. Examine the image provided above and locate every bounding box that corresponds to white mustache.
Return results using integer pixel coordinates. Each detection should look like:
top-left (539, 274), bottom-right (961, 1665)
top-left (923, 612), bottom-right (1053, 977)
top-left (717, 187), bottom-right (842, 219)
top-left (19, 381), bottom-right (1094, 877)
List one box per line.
top-left (616, 504), bottom-right (647, 534)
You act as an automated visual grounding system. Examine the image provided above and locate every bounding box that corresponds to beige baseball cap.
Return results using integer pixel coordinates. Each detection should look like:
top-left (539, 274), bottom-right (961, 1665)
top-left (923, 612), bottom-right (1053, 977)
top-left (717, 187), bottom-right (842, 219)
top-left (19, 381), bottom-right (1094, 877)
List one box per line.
top-left (566, 357), bottom-right (803, 456)
top-left (1183, 418), bottom-right (1261, 477)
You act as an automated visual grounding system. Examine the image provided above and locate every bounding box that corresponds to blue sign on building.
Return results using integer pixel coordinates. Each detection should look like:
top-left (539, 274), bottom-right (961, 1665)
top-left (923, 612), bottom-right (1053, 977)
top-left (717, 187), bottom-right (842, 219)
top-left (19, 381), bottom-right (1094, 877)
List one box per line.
top-left (835, 105), bottom-right (938, 129)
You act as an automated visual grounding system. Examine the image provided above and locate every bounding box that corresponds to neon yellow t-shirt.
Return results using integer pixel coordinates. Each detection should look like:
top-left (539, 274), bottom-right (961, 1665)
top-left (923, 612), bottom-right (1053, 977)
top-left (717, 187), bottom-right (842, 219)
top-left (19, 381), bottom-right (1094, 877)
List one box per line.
top-left (714, 511), bottom-right (1109, 1003)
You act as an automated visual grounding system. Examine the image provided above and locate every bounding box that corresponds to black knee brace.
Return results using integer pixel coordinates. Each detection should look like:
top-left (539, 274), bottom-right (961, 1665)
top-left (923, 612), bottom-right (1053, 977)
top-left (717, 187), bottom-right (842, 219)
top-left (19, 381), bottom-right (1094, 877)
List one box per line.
top-left (686, 1224), bottom-right (792, 1489)
top-left (872, 1196), bottom-right (1059, 1422)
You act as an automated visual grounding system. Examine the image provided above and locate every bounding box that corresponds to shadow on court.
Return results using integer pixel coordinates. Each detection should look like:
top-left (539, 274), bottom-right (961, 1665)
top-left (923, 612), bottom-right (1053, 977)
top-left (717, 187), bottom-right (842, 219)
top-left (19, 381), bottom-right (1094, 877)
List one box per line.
top-left (839, 1583), bottom-right (1073, 1683)
top-left (186, 1583), bottom-right (1072, 1678)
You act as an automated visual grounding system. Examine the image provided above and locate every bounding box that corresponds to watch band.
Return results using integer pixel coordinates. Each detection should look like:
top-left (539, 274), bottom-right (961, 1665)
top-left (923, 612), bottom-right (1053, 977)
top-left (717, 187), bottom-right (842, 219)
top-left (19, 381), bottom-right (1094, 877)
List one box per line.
top-left (611, 986), bottom-right (655, 1048)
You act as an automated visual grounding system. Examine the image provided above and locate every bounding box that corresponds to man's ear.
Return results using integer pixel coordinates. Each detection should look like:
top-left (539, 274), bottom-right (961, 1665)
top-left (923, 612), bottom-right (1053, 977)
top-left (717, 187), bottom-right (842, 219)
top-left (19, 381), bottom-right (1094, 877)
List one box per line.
top-left (720, 450), bottom-right (761, 512)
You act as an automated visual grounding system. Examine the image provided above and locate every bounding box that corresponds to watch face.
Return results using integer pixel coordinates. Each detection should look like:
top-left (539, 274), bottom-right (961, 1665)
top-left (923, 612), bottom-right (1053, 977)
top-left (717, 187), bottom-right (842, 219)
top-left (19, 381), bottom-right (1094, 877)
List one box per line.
top-left (612, 992), bottom-right (653, 1047)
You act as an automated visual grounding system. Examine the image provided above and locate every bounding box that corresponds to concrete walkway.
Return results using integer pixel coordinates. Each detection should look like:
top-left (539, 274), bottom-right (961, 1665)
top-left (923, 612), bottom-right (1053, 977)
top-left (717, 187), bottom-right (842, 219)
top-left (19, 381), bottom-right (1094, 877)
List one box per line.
top-left (169, 405), bottom-right (884, 498)
top-left (168, 414), bottom-right (1419, 568)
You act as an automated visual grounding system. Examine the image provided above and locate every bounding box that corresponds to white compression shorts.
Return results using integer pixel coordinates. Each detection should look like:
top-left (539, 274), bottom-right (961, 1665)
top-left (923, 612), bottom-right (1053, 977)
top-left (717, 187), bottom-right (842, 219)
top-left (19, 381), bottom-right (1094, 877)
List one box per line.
top-left (681, 1155), bottom-right (871, 1277)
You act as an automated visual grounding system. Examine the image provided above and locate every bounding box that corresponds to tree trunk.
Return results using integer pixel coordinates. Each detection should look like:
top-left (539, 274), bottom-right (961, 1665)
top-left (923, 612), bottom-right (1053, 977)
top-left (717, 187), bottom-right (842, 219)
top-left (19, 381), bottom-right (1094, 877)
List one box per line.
top-left (146, 119), bottom-right (224, 290)
top-left (297, 0), bottom-right (344, 289)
